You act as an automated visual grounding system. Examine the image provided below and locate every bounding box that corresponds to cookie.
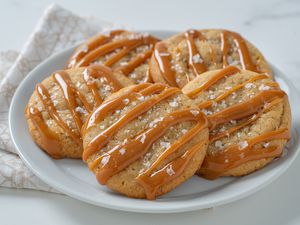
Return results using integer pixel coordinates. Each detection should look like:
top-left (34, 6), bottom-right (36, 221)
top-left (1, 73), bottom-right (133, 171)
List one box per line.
top-left (82, 83), bottom-right (209, 199)
top-left (25, 65), bottom-right (133, 159)
top-left (150, 29), bottom-right (272, 88)
top-left (182, 66), bottom-right (291, 179)
top-left (66, 30), bottom-right (160, 84)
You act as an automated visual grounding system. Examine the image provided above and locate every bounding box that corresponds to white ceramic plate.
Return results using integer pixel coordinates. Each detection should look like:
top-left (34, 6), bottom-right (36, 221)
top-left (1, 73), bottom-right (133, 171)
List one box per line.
top-left (9, 31), bottom-right (300, 213)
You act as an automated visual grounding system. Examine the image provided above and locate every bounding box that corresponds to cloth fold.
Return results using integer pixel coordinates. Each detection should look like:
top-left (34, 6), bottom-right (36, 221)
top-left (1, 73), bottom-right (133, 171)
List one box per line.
top-left (0, 4), bottom-right (120, 192)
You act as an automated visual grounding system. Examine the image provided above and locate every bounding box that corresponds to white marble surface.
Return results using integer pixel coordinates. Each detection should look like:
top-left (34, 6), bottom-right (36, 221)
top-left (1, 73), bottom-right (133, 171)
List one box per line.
top-left (0, 0), bottom-right (300, 224)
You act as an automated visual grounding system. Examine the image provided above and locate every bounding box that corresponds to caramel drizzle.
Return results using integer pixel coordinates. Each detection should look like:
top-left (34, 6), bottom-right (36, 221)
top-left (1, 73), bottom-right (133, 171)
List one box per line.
top-left (53, 71), bottom-right (92, 132)
top-left (198, 74), bottom-right (270, 109)
top-left (26, 107), bottom-right (62, 159)
top-left (208, 89), bottom-right (286, 129)
top-left (36, 84), bottom-right (81, 143)
top-left (154, 42), bottom-right (178, 87)
top-left (67, 30), bottom-right (125, 68)
top-left (70, 32), bottom-right (158, 79)
top-left (184, 29), bottom-right (207, 75)
top-left (83, 65), bottom-right (123, 106)
top-left (220, 31), bottom-right (229, 68)
top-left (118, 49), bottom-right (153, 76)
top-left (83, 85), bottom-right (180, 161)
top-left (221, 31), bottom-right (257, 71)
top-left (83, 83), bottom-right (162, 133)
top-left (209, 98), bottom-right (284, 142)
top-left (186, 66), bottom-right (241, 98)
top-left (200, 128), bottom-right (290, 179)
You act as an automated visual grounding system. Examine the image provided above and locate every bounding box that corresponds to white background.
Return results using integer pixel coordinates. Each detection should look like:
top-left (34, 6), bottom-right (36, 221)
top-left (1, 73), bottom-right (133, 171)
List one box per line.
top-left (1, 0), bottom-right (300, 224)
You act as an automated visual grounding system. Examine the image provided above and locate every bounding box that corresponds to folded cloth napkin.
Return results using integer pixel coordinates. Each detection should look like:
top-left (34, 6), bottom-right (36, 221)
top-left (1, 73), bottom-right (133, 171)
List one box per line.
top-left (0, 4), bottom-right (121, 192)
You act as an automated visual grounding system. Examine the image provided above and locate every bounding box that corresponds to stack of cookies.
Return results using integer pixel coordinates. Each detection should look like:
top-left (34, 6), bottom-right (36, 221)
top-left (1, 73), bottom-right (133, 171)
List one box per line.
top-left (25, 29), bottom-right (291, 200)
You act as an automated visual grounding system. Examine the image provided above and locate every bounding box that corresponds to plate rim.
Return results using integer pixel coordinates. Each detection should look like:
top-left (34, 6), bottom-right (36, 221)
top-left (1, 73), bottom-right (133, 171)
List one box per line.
top-left (8, 30), bottom-right (300, 213)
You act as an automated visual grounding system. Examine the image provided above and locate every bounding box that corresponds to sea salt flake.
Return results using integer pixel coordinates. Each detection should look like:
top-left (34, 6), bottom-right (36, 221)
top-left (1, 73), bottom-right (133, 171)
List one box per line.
top-left (169, 100), bottom-right (179, 107)
top-left (215, 140), bottom-right (223, 149)
top-left (101, 155), bottom-right (110, 166)
top-left (209, 94), bottom-right (215, 100)
top-left (231, 92), bottom-right (237, 99)
top-left (192, 54), bottom-right (203, 64)
top-left (190, 109), bottom-right (200, 116)
top-left (137, 95), bottom-right (145, 101)
top-left (263, 142), bottom-right (270, 148)
top-left (122, 98), bottom-right (129, 105)
top-left (202, 109), bottom-right (212, 116)
top-left (144, 161), bottom-right (151, 167)
top-left (239, 141), bottom-right (248, 150)
top-left (149, 118), bottom-right (162, 128)
top-left (104, 85), bottom-right (112, 92)
top-left (160, 141), bottom-right (171, 149)
top-left (227, 56), bottom-right (239, 66)
top-left (119, 148), bottom-right (126, 155)
top-left (230, 120), bottom-right (236, 125)
top-left (120, 61), bottom-right (128, 66)
top-left (166, 165), bottom-right (175, 176)
top-left (182, 129), bottom-right (188, 134)
top-left (245, 83), bottom-right (255, 89)
top-left (130, 73), bottom-right (137, 79)
top-left (100, 77), bottom-right (107, 83)
top-left (219, 126), bottom-right (226, 132)
top-left (75, 106), bottom-right (87, 115)
top-left (259, 84), bottom-right (271, 91)
top-left (224, 159), bottom-right (229, 163)
top-left (140, 133), bottom-right (146, 143)
top-left (220, 100), bottom-right (227, 108)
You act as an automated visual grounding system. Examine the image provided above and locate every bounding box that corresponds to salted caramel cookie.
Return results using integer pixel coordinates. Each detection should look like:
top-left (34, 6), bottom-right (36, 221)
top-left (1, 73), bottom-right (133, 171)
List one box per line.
top-left (82, 83), bottom-right (209, 199)
top-left (182, 66), bottom-right (291, 179)
top-left (66, 30), bottom-right (160, 84)
top-left (25, 65), bottom-right (133, 159)
top-left (150, 29), bottom-right (272, 88)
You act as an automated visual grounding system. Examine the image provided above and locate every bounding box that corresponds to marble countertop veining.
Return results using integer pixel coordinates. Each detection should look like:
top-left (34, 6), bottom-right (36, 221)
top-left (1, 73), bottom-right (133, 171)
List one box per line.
top-left (0, 0), bottom-right (300, 224)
